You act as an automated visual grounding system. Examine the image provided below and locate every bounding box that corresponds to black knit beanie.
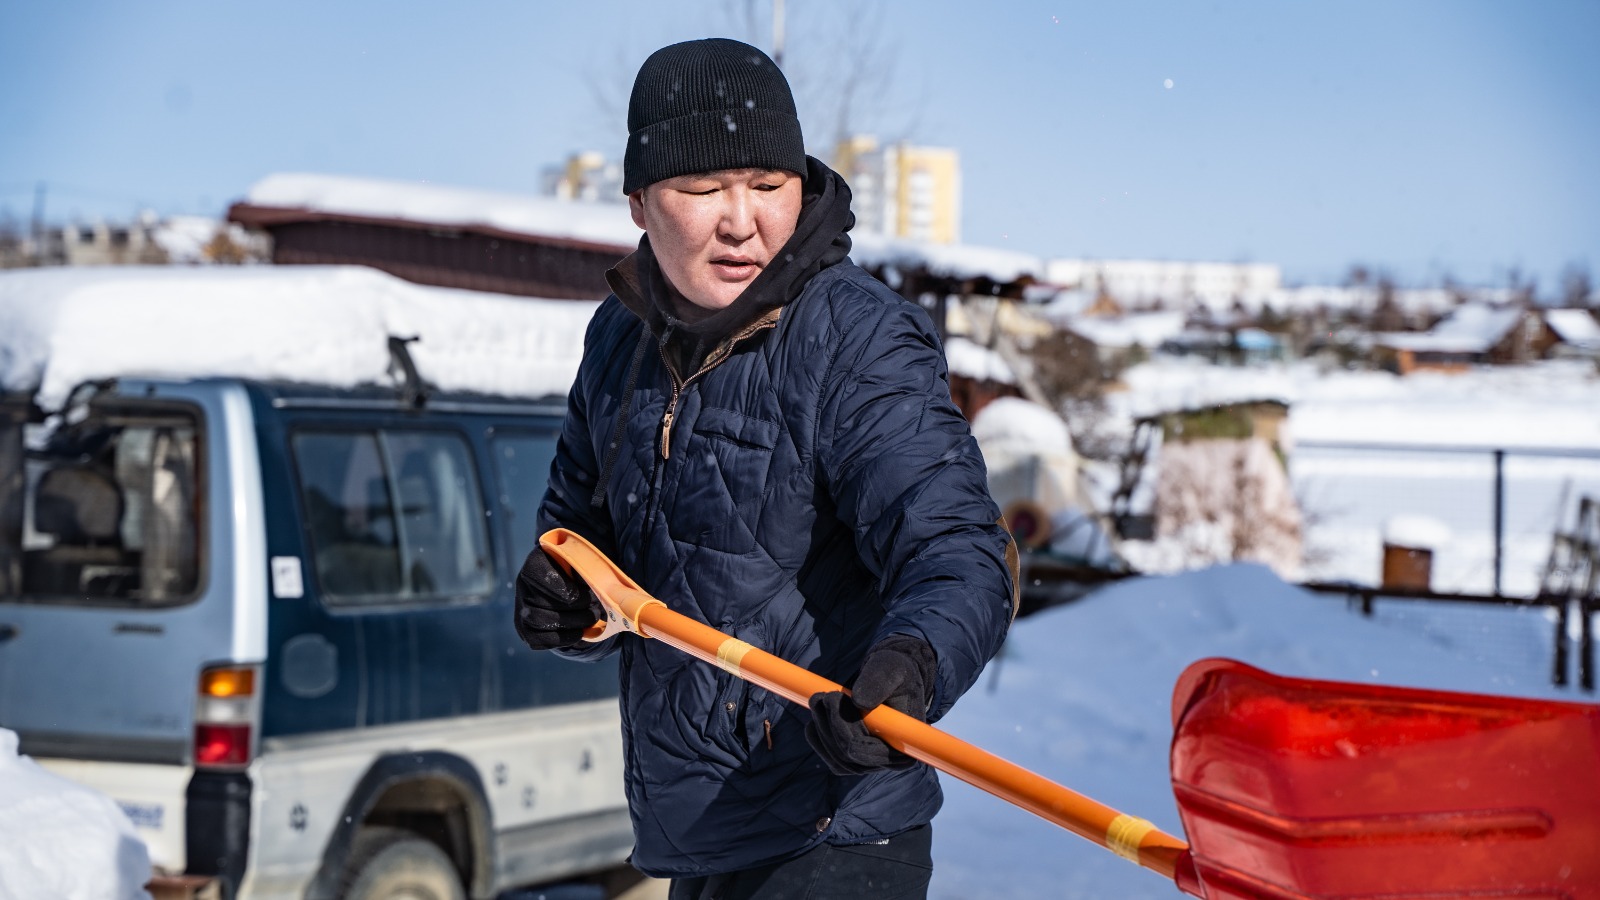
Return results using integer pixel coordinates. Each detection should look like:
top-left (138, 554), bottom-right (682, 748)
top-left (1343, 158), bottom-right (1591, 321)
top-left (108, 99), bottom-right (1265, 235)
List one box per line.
top-left (623, 38), bottom-right (806, 194)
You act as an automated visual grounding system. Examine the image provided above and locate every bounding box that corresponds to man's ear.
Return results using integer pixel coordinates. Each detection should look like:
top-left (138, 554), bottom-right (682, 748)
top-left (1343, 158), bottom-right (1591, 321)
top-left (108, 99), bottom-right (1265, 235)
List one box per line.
top-left (628, 189), bottom-right (647, 230)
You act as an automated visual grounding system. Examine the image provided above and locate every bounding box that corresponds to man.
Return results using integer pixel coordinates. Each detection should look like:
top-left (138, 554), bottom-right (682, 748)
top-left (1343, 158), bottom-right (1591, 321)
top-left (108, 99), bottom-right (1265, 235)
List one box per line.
top-left (516, 38), bottom-right (1016, 900)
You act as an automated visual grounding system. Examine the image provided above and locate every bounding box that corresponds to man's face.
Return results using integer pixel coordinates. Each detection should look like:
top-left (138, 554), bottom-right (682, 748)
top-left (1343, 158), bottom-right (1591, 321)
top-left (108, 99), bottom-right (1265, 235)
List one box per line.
top-left (630, 168), bottom-right (803, 315)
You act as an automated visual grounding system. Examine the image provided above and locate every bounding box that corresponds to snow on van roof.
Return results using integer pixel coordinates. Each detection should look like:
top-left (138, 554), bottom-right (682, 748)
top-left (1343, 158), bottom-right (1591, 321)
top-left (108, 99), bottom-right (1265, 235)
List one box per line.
top-left (0, 265), bottom-right (598, 410)
top-left (241, 172), bottom-right (643, 249)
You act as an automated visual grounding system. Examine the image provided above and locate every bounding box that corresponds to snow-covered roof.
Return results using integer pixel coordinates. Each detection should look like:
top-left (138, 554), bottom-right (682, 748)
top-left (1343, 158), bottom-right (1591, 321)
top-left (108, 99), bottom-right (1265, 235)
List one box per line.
top-left (851, 233), bottom-right (1040, 285)
top-left (240, 172), bottom-right (641, 250)
top-left (1544, 308), bottom-right (1600, 348)
top-left (944, 336), bottom-right (1017, 384)
top-left (1380, 303), bottom-right (1523, 354)
top-left (1059, 311), bottom-right (1187, 350)
top-left (0, 266), bottom-right (597, 410)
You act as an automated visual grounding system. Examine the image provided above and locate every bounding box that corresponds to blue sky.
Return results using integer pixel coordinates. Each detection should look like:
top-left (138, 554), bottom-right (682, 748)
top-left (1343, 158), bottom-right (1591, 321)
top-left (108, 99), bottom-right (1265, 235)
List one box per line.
top-left (3, 0), bottom-right (1596, 291)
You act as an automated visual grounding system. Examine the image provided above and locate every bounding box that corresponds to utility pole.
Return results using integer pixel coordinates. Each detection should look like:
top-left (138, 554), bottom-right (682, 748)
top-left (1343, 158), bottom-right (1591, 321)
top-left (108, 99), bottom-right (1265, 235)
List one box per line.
top-left (31, 182), bottom-right (45, 265)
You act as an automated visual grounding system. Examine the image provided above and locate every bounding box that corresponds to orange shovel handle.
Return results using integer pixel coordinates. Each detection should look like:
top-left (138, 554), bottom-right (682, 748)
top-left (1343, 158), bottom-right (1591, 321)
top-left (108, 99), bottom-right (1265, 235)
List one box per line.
top-left (541, 528), bottom-right (1200, 892)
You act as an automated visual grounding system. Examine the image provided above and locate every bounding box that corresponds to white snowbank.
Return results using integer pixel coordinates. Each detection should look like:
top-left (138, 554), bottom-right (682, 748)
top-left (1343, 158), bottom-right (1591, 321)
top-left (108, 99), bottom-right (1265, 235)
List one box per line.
top-left (0, 729), bottom-right (152, 900)
top-left (242, 172), bottom-right (641, 249)
top-left (0, 266), bottom-right (597, 410)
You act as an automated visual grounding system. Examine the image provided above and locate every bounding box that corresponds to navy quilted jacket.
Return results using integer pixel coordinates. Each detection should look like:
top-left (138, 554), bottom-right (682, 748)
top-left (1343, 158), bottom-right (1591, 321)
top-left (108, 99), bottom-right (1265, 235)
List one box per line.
top-left (537, 164), bottom-right (1015, 878)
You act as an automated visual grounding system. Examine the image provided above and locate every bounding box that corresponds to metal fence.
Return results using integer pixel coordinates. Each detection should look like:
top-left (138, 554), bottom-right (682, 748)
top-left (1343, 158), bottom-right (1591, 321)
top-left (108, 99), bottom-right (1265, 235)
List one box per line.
top-left (1292, 440), bottom-right (1600, 691)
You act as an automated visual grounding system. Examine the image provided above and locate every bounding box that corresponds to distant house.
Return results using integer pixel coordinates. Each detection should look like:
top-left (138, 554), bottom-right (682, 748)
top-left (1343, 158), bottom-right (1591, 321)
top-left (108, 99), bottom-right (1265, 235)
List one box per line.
top-left (1375, 303), bottom-right (1559, 374)
top-left (228, 173), bottom-right (640, 299)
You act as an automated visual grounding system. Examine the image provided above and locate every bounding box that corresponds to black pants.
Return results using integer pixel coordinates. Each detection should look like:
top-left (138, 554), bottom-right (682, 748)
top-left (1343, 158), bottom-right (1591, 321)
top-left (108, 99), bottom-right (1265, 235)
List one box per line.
top-left (667, 825), bottom-right (933, 900)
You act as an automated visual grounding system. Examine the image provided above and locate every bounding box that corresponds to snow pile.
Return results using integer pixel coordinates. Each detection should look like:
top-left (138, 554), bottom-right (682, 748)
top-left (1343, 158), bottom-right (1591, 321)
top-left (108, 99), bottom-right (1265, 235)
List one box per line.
top-left (0, 729), bottom-right (152, 900)
top-left (0, 266), bottom-right (597, 410)
top-left (242, 173), bottom-right (641, 249)
top-left (931, 563), bottom-right (1578, 899)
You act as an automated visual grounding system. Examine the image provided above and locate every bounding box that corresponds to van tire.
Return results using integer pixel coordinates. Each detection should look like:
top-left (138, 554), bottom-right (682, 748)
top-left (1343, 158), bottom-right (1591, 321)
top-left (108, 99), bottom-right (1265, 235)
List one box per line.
top-left (339, 826), bottom-right (466, 900)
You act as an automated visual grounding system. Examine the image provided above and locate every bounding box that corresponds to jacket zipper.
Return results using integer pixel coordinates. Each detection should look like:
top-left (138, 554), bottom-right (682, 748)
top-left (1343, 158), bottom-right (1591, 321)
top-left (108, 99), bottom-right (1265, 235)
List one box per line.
top-left (654, 313), bottom-right (779, 462)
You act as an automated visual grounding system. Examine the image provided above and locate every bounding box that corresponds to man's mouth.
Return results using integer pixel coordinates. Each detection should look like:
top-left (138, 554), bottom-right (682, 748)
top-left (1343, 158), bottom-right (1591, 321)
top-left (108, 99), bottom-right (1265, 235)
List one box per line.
top-left (711, 258), bottom-right (759, 277)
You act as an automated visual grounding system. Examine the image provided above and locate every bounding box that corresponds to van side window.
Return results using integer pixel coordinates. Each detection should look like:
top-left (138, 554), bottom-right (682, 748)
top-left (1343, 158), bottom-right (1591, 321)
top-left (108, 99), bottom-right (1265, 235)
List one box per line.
top-left (293, 430), bottom-right (492, 604)
top-left (3, 403), bottom-right (202, 607)
top-left (489, 432), bottom-right (559, 559)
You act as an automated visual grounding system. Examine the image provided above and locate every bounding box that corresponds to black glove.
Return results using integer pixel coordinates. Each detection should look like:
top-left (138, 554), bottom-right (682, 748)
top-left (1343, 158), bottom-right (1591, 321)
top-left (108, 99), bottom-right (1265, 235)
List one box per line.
top-left (513, 547), bottom-right (603, 650)
top-left (805, 635), bottom-right (937, 776)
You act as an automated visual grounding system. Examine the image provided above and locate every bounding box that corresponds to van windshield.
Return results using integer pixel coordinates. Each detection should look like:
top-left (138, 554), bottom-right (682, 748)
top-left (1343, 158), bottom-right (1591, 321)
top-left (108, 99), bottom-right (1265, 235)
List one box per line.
top-left (0, 402), bottom-right (203, 607)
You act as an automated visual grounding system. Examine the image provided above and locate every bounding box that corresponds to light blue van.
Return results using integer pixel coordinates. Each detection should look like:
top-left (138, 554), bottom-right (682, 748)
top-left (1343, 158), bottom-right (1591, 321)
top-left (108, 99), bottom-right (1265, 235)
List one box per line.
top-left (0, 368), bottom-right (634, 899)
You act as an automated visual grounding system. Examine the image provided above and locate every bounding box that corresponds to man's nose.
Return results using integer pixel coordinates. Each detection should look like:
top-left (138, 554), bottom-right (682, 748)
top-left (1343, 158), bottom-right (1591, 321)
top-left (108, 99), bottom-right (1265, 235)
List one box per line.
top-left (718, 189), bottom-right (756, 241)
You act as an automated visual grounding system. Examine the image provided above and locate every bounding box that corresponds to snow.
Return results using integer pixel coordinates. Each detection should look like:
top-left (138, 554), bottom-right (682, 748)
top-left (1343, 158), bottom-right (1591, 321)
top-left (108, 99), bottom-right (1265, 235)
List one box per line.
top-left (944, 336), bottom-right (1017, 384)
top-left (1382, 514), bottom-right (1452, 550)
top-left (972, 396), bottom-right (1072, 455)
top-left (242, 172), bottom-right (642, 249)
top-left (149, 215), bottom-right (220, 264)
top-left (852, 232), bottom-right (1040, 285)
top-left (1545, 308), bottom-right (1600, 349)
top-left (0, 266), bottom-right (597, 410)
top-left (1378, 302), bottom-right (1522, 354)
top-left (1052, 311), bottom-right (1187, 351)
top-left (0, 729), bottom-right (152, 900)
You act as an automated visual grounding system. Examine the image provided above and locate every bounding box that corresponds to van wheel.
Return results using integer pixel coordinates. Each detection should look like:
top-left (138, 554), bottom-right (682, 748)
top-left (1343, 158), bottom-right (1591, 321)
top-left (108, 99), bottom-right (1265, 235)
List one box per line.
top-left (340, 826), bottom-right (466, 900)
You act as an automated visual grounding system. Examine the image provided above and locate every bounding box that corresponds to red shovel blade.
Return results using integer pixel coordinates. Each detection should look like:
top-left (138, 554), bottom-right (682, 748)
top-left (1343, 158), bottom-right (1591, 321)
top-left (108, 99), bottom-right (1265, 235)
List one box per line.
top-left (1170, 658), bottom-right (1600, 899)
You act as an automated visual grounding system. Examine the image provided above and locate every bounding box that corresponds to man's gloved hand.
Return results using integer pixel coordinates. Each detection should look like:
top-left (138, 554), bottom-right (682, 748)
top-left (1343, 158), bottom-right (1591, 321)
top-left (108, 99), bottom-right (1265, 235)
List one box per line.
top-left (805, 635), bottom-right (937, 776)
top-left (513, 547), bottom-right (603, 650)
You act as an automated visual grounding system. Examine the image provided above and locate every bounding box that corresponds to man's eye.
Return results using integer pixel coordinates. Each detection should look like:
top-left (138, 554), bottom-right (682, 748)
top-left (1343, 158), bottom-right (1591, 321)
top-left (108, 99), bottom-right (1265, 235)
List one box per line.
top-left (753, 183), bottom-right (783, 192)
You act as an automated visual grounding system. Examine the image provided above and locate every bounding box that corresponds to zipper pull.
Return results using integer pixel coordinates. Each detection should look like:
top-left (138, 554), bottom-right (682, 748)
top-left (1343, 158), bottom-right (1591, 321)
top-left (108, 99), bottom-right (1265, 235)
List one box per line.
top-left (660, 407), bottom-right (675, 459)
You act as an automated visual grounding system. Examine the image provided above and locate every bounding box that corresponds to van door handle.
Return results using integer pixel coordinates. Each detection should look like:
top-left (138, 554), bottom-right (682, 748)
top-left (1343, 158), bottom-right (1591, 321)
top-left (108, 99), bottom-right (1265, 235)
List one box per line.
top-left (0, 624), bottom-right (17, 643)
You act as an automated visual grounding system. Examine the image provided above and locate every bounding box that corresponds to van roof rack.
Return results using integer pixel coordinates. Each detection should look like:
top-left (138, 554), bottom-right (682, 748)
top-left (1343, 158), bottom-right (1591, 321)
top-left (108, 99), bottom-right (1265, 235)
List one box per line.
top-left (386, 335), bottom-right (434, 410)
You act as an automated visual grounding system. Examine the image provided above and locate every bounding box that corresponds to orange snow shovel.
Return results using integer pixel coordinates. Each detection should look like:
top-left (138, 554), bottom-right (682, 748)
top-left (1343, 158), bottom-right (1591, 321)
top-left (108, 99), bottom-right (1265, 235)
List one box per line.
top-left (1169, 658), bottom-right (1600, 898)
top-left (542, 528), bottom-right (1600, 898)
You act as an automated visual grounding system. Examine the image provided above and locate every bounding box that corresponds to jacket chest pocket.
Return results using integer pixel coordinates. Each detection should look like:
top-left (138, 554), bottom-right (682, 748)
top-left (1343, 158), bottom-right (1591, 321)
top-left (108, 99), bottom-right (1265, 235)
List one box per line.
top-left (668, 407), bottom-right (780, 554)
